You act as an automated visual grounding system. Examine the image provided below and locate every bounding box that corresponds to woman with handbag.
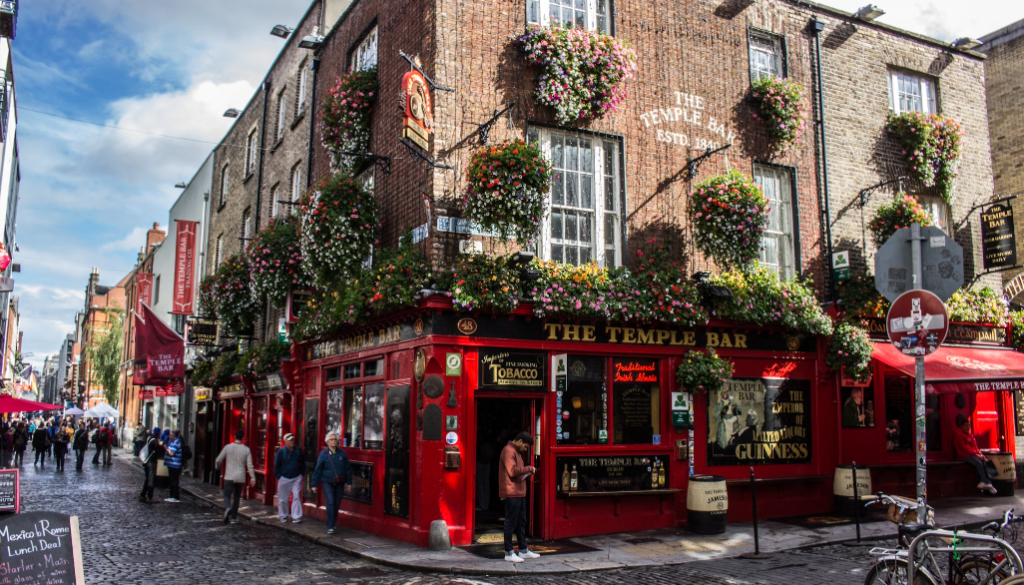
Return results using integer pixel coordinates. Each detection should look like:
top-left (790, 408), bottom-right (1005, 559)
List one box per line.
top-left (310, 433), bottom-right (351, 535)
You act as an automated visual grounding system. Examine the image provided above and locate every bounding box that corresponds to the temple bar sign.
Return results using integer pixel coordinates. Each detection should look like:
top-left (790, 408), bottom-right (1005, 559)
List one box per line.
top-left (982, 203), bottom-right (1016, 270)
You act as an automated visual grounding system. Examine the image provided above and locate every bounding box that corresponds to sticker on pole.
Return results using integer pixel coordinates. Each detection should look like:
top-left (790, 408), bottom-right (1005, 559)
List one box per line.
top-left (886, 289), bottom-right (948, 356)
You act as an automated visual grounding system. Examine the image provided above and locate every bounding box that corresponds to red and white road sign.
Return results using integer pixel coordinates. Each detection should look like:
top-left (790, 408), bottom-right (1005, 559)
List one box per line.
top-left (886, 289), bottom-right (948, 356)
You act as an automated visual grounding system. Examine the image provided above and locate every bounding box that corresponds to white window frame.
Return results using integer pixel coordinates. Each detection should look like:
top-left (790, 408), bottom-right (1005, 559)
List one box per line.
top-left (219, 165), bottom-right (229, 206)
top-left (527, 0), bottom-right (611, 33)
top-left (245, 127), bottom-right (258, 175)
top-left (352, 26), bottom-right (378, 71)
top-left (888, 70), bottom-right (937, 114)
top-left (291, 164), bottom-right (303, 213)
top-left (271, 184), bottom-right (281, 218)
top-left (529, 127), bottom-right (621, 268)
top-left (277, 91), bottom-right (288, 140)
top-left (243, 209), bottom-right (252, 241)
top-left (297, 62), bottom-right (309, 115)
top-left (749, 32), bottom-right (783, 81)
top-left (917, 194), bottom-right (948, 232)
top-left (753, 164), bottom-right (796, 280)
top-left (215, 234), bottom-right (224, 267)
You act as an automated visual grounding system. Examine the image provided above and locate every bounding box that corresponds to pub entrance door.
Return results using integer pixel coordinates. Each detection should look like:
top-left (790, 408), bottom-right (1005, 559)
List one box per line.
top-left (472, 396), bottom-right (543, 545)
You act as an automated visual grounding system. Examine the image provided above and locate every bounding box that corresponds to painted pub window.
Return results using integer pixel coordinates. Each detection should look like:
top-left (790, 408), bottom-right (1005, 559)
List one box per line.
top-left (556, 355), bottom-right (607, 445)
top-left (612, 358), bottom-right (660, 444)
top-left (527, 0), bottom-right (611, 33)
top-left (884, 373), bottom-right (941, 452)
top-left (707, 377), bottom-right (811, 465)
top-left (841, 386), bottom-right (875, 428)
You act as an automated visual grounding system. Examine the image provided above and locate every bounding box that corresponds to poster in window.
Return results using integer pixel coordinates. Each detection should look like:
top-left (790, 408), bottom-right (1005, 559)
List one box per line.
top-left (841, 386), bottom-right (875, 428)
top-left (302, 398), bottom-right (319, 500)
top-left (363, 383), bottom-right (385, 450)
top-left (344, 461), bottom-right (373, 504)
top-left (384, 385), bottom-right (410, 518)
top-left (706, 378), bottom-right (811, 465)
top-left (326, 388), bottom-right (344, 440)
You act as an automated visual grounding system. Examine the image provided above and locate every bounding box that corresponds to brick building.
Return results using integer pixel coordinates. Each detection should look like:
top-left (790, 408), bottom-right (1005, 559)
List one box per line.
top-left (78, 267), bottom-right (129, 409)
top-left (980, 19), bottom-right (1024, 299)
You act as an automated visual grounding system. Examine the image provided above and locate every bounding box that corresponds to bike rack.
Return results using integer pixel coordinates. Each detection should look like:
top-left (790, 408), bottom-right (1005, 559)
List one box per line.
top-left (907, 530), bottom-right (1024, 585)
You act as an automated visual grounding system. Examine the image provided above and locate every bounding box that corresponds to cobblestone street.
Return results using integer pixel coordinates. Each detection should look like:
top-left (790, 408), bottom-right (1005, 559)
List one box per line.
top-left (9, 451), bottom-right (896, 585)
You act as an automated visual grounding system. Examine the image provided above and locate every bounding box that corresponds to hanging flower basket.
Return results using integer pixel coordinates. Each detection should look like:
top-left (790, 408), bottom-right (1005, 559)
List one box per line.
top-left (319, 68), bottom-right (378, 174)
top-left (363, 234), bottom-right (433, 317)
top-left (198, 275), bottom-right (218, 319)
top-left (750, 76), bottom-right (809, 150)
top-left (516, 26), bottom-right (637, 124)
top-left (207, 254), bottom-right (263, 336)
top-left (463, 139), bottom-right (552, 245)
top-left (690, 169), bottom-right (769, 270)
top-left (247, 214), bottom-right (310, 305)
top-left (868, 193), bottom-right (933, 247)
top-left (947, 287), bottom-right (1008, 326)
top-left (836, 272), bottom-right (890, 318)
top-left (299, 172), bottom-right (379, 289)
top-left (443, 253), bottom-right (522, 314)
top-left (709, 265), bottom-right (833, 336)
top-left (241, 339), bottom-right (291, 376)
top-left (825, 322), bottom-right (873, 382)
top-left (676, 349), bottom-right (733, 394)
top-left (887, 113), bottom-right (964, 203)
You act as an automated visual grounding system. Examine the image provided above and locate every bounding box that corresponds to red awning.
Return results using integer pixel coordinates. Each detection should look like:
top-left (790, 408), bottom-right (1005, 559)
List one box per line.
top-left (873, 342), bottom-right (1024, 394)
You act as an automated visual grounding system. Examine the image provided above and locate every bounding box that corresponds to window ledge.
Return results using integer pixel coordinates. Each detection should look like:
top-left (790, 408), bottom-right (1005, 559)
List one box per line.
top-left (270, 138), bottom-right (284, 153)
top-left (243, 171), bottom-right (255, 184)
top-left (291, 109), bottom-right (306, 130)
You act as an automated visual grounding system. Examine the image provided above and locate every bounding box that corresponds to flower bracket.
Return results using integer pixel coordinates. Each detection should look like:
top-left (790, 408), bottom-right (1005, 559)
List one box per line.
top-left (684, 144), bottom-right (731, 182)
top-left (333, 151), bottom-right (392, 175)
top-left (470, 102), bottom-right (516, 145)
top-left (399, 137), bottom-right (453, 170)
top-left (954, 194), bottom-right (1018, 231)
top-left (399, 51), bottom-right (455, 92)
top-left (859, 175), bottom-right (908, 208)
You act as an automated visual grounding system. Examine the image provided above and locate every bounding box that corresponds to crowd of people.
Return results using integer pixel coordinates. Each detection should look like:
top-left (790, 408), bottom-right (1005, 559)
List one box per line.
top-left (0, 415), bottom-right (118, 472)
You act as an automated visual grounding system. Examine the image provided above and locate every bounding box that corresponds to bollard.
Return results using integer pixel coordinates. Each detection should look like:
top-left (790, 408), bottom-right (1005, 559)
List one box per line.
top-left (739, 467), bottom-right (772, 559)
top-left (853, 462), bottom-right (862, 543)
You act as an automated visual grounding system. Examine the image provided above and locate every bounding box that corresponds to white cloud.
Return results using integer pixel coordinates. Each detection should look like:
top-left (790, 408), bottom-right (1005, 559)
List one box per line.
top-left (817, 0), bottom-right (1024, 41)
top-left (100, 226), bottom-right (149, 252)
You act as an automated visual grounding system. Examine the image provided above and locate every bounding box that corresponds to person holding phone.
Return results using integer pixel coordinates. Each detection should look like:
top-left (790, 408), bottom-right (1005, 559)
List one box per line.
top-left (310, 433), bottom-right (350, 535)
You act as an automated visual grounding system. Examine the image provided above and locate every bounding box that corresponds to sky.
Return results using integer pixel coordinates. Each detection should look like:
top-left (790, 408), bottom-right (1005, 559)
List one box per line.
top-left (12, 0), bottom-right (1024, 369)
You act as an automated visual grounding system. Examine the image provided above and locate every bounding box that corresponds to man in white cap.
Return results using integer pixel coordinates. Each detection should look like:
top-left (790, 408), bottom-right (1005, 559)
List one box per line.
top-left (274, 433), bottom-right (304, 523)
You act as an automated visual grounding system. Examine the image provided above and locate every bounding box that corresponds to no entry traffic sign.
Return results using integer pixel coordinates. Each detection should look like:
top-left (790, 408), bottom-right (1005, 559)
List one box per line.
top-left (886, 289), bottom-right (948, 356)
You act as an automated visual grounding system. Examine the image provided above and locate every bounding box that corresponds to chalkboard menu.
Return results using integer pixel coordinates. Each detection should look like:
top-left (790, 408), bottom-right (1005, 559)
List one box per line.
top-left (555, 454), bottom-right (669, 497)
top-left (706, 378), bottom-right (812, 465)
top-left (1014, 390), bottom-right (1024, 436)
top-left (0, 511), bottom-right (84, 584)
top-left (0, 469), bottom-right (19, 513)
top-left (344, 462), bottom-right (373, 504)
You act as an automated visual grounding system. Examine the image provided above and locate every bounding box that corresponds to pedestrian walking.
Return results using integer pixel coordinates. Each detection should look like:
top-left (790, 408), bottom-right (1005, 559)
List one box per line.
top-left (133, 422), bottom-right (147, 457)
top-left (310, 433), bottom-right (350, 535)
top-left (274, 433), bottom-right (304, 523)
top-left (139, 427), bottom-right (163, 502)
top-left (955, 414), bottom-right (999, 495)
top-left (53, 425), bottom-right (70, 472)
top-left (13, 422), bottom-right (28, 468)
top-left (72, 421), bottom-right (89, 471)
top-left (32, 423), bottom-right (51, 467)
top-left (498, 431), bottom-right (539, 563)
top-left (90, 422), bottom-right (101, 465)
top-left (163, 430), bottom-right (183, 503)
top-left (1, 425), bottom-right (12, 468)
top-left (214, 429), bottom-right (255, 524)
top-left (98, 423), bottom-right (112, 465)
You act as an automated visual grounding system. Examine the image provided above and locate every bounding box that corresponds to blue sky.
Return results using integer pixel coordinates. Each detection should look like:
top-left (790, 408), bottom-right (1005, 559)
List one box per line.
top-left (12, 0), bottom-right (1024, 368)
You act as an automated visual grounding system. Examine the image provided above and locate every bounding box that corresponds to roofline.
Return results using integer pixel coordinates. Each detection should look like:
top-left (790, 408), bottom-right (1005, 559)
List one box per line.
top-left (169, 150), bottom-right (214, 213)
top-left (979, 18), bottom-right (1024, 52)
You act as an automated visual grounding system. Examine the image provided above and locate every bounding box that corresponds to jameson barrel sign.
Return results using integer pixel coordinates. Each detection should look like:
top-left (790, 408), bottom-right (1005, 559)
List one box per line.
top-left (981, 203), bottom-right (1016, 270)
top-left (479, 350), bottom-right (545, 389)
top-left (707, 378), bottom-right (811, 465)
top-left (0, 512), bottom-right (85, 584)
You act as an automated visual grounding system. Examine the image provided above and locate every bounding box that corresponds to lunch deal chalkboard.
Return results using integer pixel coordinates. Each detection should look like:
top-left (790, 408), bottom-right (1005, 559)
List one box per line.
top-left (707, 378), bottom-right (812, 466)
top-left (555, 454), bottom-right (670, 497)
top-left (0, 511), bottom-right (85, 584)
top-left (0, 470), bottom-right (18, 514)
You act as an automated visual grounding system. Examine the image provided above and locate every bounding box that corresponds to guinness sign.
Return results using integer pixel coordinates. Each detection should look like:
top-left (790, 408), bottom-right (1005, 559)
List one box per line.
top-left (480, 350), bottom-right (545, 389)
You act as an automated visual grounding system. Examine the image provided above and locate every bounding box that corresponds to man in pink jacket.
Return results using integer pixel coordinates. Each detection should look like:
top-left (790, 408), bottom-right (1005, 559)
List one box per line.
top-left (498, 431), bottom-right (538, 563)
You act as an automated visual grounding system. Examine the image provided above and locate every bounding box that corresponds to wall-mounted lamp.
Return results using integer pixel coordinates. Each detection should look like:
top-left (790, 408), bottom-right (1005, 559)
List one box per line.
top-left (270, 25), bottom-right (293, 39)
top-left (298, 35), bottom-right (324, 50)
top-left (854, 4), bottom-right (885, 21)
top-left (174, 182), bottom-right (187, 189)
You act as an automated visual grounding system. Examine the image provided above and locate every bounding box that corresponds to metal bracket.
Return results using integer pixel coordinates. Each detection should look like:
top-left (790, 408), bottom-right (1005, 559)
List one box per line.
top-left (968, 263), bottom-right (1024, 288)
top-left (859, 176), bottom-right (909, 208)
top-left (954, 194), bottom-right (1017, 231)
top-left (399, 51), bottom-right (455, 92)
top-left (333, 151), bottom-right (392, 175)
top-left (683, 144), bottom-right (731, 182)
top-left (399, 137), bottom-right (453, 170)
top-left (471, 102), bottom-right (516, 145)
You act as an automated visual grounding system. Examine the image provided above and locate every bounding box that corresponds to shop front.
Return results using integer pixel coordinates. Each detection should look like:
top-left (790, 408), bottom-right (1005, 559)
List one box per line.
top-left (217, 380), bottom-right (247, 492)
top-left (192, 386), bottom-right (219, 483)
top-left (840, 318), bottom-right (1023, 499)
top-left (295, 299), bottom-right (833, 547)
top-left (249, 372), bottom-right (291, 505)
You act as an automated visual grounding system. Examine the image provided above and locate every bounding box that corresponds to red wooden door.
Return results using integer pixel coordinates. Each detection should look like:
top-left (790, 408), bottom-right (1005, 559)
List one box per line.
top-left (974, 392), bottom-right (1001, 450)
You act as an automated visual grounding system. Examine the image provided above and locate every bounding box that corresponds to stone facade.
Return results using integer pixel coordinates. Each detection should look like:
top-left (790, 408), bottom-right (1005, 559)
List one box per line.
top-left (981, 19), bottom-right (1024, 298)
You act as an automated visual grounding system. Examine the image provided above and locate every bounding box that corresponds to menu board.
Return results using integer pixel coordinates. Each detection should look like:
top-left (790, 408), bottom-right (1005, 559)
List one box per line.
top-left (555, 454), bottom-right (669, 497)
top-left (0, 511), bottom-right (84, 584)
top-left (707, 378), bottom-right (812, 465)
top-left (344, 462), bottom-right (373, 504)
top-left (0, 469), bottom-right (18, 513)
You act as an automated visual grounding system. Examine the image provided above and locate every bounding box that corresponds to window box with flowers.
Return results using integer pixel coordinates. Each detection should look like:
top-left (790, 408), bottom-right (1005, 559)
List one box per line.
top-left (319, 67), bottom-right (377, 174)
top-left (690, 169), bottom-right (770, 270)
top-left (463, 139), bottom-right (553, 245)
top-left (947, 287), bottom-right (1008, 326)
top-left (886, 112), bottom-right (964, 204)
top-left (868, 193), bottom-right (934, 247)
top-left (708, 265), bottom-right (833, 336)
top-left (516, 26), bottom-right (637, 125)
top-left (442, 253), bottom-right (522, 314)
top-left (750, 76), bottom-right (809, 151)
top-left (247, 214), bottom-right (311, 306)
top-left (299, 172), bottom-right (379, 289)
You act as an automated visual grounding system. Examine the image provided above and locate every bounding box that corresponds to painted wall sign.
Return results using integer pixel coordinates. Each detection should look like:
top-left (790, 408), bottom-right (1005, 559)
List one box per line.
top-left (981, 203), bottom-right (1016, 269)
top-left (707, 378), bottom-right (812, 465)
top-left (640, 92), bottom-right (736, 151)
top-left (304, 316), bottom-right (431, 361)
top-left (479, 350), bottom-right (545, 389)
top-left (555, 455), bottom-right (669, 497)
top-left (859, 316), bottom-right (1007, 347)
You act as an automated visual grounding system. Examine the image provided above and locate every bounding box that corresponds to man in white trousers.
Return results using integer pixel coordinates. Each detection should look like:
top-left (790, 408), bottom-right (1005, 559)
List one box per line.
top-left (274, 433), bottom-right (305, 523)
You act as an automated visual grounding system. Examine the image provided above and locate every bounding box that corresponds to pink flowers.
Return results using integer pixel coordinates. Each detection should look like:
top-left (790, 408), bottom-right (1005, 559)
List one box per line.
top-left (750, 76), bottom-right (809, 151)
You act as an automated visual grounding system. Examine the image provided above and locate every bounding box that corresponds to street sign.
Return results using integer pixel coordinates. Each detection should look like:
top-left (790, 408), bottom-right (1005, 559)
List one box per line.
top-left (886, 289), bottom-right (948, 356)
top-left (981, 203), bottom-right (1016, 269)
top-left (833, 251), bottom-right (850, 282)
top-left (875, 225), bottom-right (964, 302)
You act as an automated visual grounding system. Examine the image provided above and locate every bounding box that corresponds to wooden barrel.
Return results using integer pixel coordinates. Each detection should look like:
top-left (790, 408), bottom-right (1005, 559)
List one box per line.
top-left (687, 475), bottom-right (728, 535)
top-left (990, 452), bottom-right (1016, 497)
top-left (833, 464), bottom-right (872, 515)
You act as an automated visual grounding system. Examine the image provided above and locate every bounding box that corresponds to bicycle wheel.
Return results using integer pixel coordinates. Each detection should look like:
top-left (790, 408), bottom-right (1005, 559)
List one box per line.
top-left (865, 558), bottom-right (940, 585)
top-left (956, 558), bottom-right (1013, 584)
top-left (989, 576), bottom-right (1024, 585)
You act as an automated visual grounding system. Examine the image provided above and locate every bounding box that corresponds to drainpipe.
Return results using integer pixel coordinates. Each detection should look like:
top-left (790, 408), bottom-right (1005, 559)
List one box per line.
top-left (305, 58), bottom-right (319, 189)
top-left (255, 80), bottom-right (270, 232)
top-left (812, 17), bottom-right (836, 302)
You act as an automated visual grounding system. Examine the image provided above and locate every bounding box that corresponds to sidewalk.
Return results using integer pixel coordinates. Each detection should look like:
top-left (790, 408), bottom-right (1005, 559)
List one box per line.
top-left (128, 451), bottom-right (1023, 576)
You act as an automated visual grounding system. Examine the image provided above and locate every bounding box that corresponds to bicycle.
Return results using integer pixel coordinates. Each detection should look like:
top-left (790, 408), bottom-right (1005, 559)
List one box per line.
top-left (955, 509), bottom-right (1024, 583)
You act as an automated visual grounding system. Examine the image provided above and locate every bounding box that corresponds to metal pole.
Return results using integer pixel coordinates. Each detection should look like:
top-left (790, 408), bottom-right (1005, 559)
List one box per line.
top-left (751, 467), bottom-right (760, 554)
top-left (852, 461), bottom-right (862, 543)
top-left (911, 222), bottom-right (928, 523)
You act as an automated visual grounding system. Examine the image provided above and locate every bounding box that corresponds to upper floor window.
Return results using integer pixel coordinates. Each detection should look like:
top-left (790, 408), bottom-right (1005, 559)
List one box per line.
top-left (219, 165), bottom-right (229, 207)
top-left (753, 164), bottom-right (796, 280)
top-left (245, 128), bottom-right (259, 175)
top-left (271, 184), bottom-right (281, 218)
top-left (215, 234), bottom-right (224, 267)
top-left (528, 127), bottom-right (621, 267)
top-left (291, 163), bottom-right (303, 211)
top-left (297, 62), bottom-right (309, 114)
top-left (242, 208), bottom-right (252, 241)
top-left (277, 92), bottom-right (288, 140)
top-left (749, 32), bottom-right (784, 81)
top-left (889, 70), bottom-right (936, 114)
top-left (153, 275), bottom-right (160, 305)
top-left (528, 0), bottom-right (611, 33)
top-left (917, 194), bottom-right (948, 232)
top-left (352, 26), bottom-right (378, 71)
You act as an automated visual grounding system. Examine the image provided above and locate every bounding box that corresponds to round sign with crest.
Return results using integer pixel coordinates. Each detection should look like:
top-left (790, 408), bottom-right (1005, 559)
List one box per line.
top-left (886, 289), bottom-right (948, 356)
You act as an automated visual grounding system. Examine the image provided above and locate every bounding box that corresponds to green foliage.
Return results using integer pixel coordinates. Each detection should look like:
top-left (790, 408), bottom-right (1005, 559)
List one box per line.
top-left (750, 76), bottom-right (809, 150)
top-left (319, 68), bottom-right (377, 174)
top-left (191, 359), bottom-right (214, 388)
top-left (708, 265), bottom-right (833, 335)
top-left (442, 253), bottom-right (522, 314)
top-left (676, 349), bottom-right (733, 394)
top-left (208, 352), bottom-right (242, 388)
top-left (206, 255), bottom-right (263, 336)
top-left (87, 309), bottom-right (124, 406)
top-left (869, 194), bottom-right (934, 248)
top-left (1011, 310), bottom-right (1024, 352)
top-left (299, 172), bottom-right (380, 289)
top-left (241, 339), bottom-right (291, 376)
top-left (247, 214), bottom-right (310, 305)
top-left (690, 169), bottom-right (769, 270)
top-left (887, 112), bottom-right (964, 203)
top-left (836, 272), bottom-right (890, 318)
top-left (825, 322), bottom-right (873, 382)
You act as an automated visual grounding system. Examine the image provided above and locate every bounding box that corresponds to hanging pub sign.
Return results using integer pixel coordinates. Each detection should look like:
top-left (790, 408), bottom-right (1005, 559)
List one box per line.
top-left (981, 203), bottom-right (1016, 270)
top-left (187, 317), bottom-right (218, 346)
top-left (479, 350), bottom-right (545, 389)
top-left (138, 387), bottom-right (155, 401)
top-left (401, 70), bottom-right (433, 151)
top-left (254, 373), bottom-right (286, 394)
top-left (707, 378), bottom-right (812, 465)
